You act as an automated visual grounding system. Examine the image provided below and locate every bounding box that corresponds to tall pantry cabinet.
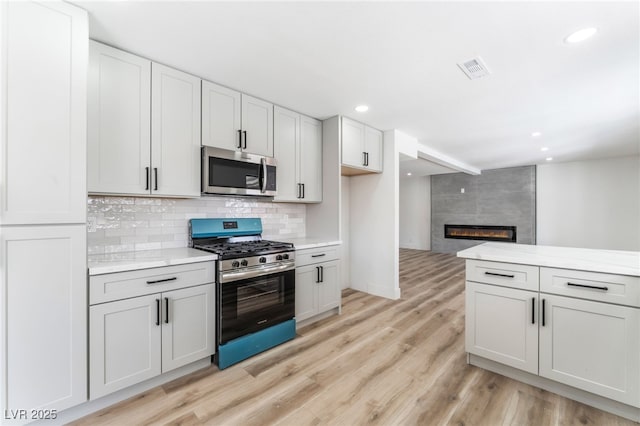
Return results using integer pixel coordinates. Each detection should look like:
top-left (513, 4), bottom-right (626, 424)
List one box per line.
top-left (0, 0), bottom-right (88, 416)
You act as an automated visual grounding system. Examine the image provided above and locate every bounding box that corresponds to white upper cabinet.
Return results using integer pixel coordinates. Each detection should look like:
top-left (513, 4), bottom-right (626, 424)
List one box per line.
top-left (88, 42), bottom-right (201, 197)
top-left (341, 117), bottom-right (383, 174)
top-left (88, 41), bottom-right (151, 195)
top-left (1, 0), bottom-right (88, 224)
top-left (241, 94), bottom-right (274, 157)
top-left (201, 81), bottom-right (242, 152)
top-left (202, 80), bottom-right (274, 157)
top-left (151, 63), bottom-right (201, 197)
top-left (273, 106), bottom-right (322, 203)
top-left (341, 117), bottom-right (365, 168)
top-left (364, 126), bottom-right (383, 172)
top-left (273, 106), bottom-right (299, 201)
top-left (300, 115), bottom-right (323, 202)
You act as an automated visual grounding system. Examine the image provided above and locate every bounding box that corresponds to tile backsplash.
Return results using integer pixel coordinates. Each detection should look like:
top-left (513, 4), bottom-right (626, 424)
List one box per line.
top-left (87, 195), bottom-right (306, 255)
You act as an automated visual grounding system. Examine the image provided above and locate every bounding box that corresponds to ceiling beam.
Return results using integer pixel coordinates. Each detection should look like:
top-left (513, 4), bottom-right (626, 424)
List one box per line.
top-left (417, 143), bottom-right (482, 175)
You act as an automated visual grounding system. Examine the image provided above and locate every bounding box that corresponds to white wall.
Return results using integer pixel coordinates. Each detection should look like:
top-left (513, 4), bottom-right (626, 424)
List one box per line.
top-left (340, 176), bottom-right (351, 289)
top-left (537, 155), bottom-right (640, 251)
top-left (349, 130), bottom-right (413, 300)
top-left (399, 175), bottom-right (431, 250)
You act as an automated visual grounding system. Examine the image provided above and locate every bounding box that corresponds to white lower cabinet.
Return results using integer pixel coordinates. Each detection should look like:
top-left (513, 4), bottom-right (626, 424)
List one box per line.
top-left (161, 285), bottom-right (215, 372)
top-left (465, 259), bottom-right (640, 409)
top-left (465, 281), bottom-right (538, 375)
top-left (1, 225), bottom-right (87, 413)
top-left (539, 294), bottom-right (640, 406)
top-left (90, 295), bottom-right (162, 399)
top-left (295, 246), bottom-right (341, 323)
top-left (89, 264), bottom-right (215, 400)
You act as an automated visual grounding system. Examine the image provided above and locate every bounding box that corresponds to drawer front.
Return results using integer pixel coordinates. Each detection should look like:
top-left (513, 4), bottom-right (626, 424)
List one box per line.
top-left (296, 246), bottom-right (339, 267)
top-left (466, 259), bottom-right (539, 291)
top-left (90, 262), bottom-right (215, 305)
top-left (541, 267), bottom-right (640, 307)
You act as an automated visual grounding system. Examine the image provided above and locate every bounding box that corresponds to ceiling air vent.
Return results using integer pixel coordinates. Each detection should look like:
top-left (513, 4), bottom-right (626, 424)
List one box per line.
top-left (457, 56), bottom-right (491, 80)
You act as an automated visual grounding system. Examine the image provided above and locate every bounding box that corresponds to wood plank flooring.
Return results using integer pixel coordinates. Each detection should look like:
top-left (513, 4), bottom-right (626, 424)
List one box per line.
top-left (73, 249), bottom-right (637, 425)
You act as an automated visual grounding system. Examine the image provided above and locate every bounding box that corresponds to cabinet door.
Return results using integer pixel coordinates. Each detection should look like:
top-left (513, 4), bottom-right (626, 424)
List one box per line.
top-left (317, 260), bottom-right (340, 313)
top-left (465, 281), bottom-right (538, 374)
top-left (2, 1), bottom-right (87, 224)
top-left (539, 294), bottom-right (640, 406)
top-left (151, 63), bottom-right (201, 197)
top-left (295, 265), bottom-right (318, 322)
top-left (1, 225), bottom-right (87, 412)
top-left (364, 126), bottom-right (383, 172)
top-left (88, 41), bottom-right (151, 195)
top-left (201, 80), bottom-right (241, 151)
top-left (273, 106), bottom-right (300, 202)
top-left (90, 294), bottom-right (162, 400)
top-left (161, 284), bottom-right (215, 373)
top-left (341, 117), bottom-right (365, 168)
top-left (241, 94), bottom-right (274, 157)
top-left (300, 115), bottom-right (323, 202)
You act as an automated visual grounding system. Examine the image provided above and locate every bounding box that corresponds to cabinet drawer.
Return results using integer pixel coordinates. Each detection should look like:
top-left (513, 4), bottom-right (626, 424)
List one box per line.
top-left (466, 259), bottom-right (539, 291)
top-left (295, 246), bottom-right (339, 267)
top-left (90, 262), bottom-right (215, 305)
top-left (541, 267), bottom-right (640, 307)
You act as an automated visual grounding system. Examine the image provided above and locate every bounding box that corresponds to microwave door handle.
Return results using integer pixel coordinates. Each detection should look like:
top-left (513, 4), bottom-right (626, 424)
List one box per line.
top-left (260, 158), bottom-right (267, 193)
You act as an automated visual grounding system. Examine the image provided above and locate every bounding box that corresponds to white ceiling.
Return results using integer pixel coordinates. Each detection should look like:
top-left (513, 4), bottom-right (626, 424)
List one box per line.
top-left (73, 1), bottom-right (639, 172)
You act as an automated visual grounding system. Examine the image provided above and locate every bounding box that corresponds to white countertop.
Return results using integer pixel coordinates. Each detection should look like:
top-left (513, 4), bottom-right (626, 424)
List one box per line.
top-left (277, 237), bottom-right (342, 250)
top-left (457, 243), bottom-right (640, 277)
top-left (88, 247), bottom-right (217, 276)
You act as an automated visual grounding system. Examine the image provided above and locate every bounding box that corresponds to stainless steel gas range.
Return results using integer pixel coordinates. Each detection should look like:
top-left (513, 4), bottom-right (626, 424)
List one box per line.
top-left (189, 218), bottom-right (295, 369)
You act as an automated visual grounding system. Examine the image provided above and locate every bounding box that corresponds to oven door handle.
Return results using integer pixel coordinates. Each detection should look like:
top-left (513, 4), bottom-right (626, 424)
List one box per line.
top-left (220, 262), bottom-right (294, 284)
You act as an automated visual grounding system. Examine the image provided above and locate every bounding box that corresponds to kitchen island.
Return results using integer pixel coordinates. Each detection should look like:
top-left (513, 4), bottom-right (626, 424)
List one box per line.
top-left (458, 242), bottom-right (640, 422)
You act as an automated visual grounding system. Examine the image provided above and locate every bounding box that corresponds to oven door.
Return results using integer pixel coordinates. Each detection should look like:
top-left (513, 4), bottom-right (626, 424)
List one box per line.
top-left (202, 146), bottom-right (276, 196)
top-left (218, 268), bottom-right (294, 344)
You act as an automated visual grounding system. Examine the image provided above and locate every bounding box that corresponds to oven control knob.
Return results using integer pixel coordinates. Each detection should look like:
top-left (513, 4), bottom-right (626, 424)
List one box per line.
top-left (276, 255), bottom-right (283, 261)
top-left (240, 259), bottom-right (248, 267)
top-left (259, 257), bottom-right (267, 263)
top-left (232, 261), bottom-right (240, 268)
top-left (282, 254), bottom-right (289, 260)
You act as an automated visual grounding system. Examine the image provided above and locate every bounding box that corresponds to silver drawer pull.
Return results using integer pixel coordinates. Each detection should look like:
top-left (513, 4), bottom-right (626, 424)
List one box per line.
top-left (146, 277), bottom-right (177, 285)
top-left (484, 271), bottom-right (514, 278)
top-left (311, 254), bottom-right (326, 258)
top-left (567, 282), bottom-right (609, 291)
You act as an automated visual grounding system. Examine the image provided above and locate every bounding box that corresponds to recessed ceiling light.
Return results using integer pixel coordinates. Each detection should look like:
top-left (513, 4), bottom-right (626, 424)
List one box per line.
top-left (565, 27), bottom-right (597, 44)
top-left (541, 147), bottom-right (549, 152)
top-left (531, 131), bottom-right (542, 138)
top-left (546, 157), bottom-right (553, 161)
top-left (354, 105), bottom-right (369, 113)
top-left (407, 172), bottom-right (412, 176)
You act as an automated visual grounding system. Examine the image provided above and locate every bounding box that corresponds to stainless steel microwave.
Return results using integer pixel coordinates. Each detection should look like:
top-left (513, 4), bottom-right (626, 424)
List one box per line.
top-left (202, 147), bottom-right (277, 197)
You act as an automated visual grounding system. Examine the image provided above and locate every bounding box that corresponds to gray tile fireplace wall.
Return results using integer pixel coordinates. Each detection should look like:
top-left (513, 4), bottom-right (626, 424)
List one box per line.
top-left (431, 166), bottom-right (536, 253)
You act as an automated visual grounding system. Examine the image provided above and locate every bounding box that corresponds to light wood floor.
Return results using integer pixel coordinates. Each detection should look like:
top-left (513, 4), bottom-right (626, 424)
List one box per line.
top-left (73, 249), bottom-right (637, 425)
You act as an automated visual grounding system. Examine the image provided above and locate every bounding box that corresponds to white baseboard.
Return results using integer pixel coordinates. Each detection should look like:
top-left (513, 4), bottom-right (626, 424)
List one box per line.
top-left (44, 358), bottom-right (212, 426)
top-left (469, 354), bottom-right (640, 423)
top-left (399, 242), bottom-right (430, 250)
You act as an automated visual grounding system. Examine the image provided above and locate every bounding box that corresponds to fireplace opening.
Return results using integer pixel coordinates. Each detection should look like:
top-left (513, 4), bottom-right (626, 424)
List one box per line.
top-left (444, 224), bottom-right (517, 243)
